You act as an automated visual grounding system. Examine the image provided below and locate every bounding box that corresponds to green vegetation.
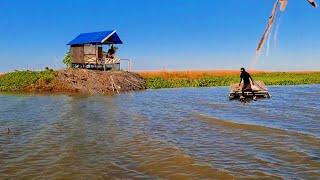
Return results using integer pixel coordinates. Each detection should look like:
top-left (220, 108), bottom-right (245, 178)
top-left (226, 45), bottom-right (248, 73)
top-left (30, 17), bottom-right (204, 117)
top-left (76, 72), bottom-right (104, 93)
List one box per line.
top-left (0, 70), bottom-right (319, 92)
top-left (62, 52), bottom-right (72, 67)
top-left (252, 72), bottom-right (320, 85)
top-left (0, 70), bottom-right (56, 91)
top-left (144, 72), bottom-right (320, 89)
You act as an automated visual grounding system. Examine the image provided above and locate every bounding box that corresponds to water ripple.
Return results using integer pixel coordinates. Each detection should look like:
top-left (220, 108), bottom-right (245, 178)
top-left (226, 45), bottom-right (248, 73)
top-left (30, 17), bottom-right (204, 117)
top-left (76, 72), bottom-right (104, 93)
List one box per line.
top-left (1, 85), bottom-right (320, 179)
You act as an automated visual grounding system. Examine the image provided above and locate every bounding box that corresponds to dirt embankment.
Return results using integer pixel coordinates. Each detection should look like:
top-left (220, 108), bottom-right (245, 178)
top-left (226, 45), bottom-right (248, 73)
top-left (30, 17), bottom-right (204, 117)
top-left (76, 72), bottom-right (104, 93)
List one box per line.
top-left (29, 69), bottom-right (146, 95)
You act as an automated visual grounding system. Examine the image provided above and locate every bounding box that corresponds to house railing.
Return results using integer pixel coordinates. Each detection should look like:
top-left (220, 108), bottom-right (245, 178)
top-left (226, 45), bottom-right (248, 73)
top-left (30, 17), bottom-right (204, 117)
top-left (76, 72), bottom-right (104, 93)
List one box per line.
top-left (120, 59), bottom-right (132, 72)
top-left (72, 57), bottom-right (132, 72)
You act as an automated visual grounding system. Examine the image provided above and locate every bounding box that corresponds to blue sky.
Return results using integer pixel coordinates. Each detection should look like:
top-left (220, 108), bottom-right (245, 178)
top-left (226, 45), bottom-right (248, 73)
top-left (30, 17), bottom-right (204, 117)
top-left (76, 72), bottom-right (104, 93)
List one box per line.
top-left (0, 0), bottom-right (319, 72)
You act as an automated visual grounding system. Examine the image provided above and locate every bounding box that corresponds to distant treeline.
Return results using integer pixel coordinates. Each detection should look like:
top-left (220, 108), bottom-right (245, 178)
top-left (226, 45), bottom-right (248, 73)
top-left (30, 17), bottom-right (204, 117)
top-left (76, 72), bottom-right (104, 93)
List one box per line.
top-left (138, 71), bottom-right (320, 89)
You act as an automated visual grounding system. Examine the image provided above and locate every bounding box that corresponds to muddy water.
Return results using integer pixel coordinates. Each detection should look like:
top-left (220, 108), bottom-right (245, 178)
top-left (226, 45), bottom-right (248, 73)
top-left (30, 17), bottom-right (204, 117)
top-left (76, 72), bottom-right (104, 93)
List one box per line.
top-left (0, 85), bottom-right (319, 179)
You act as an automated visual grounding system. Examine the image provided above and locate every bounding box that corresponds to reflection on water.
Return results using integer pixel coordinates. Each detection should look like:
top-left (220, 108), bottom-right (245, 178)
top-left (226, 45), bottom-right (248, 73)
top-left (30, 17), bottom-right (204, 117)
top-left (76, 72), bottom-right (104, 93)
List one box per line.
top-left (0, 85), bottom-right (320, 179)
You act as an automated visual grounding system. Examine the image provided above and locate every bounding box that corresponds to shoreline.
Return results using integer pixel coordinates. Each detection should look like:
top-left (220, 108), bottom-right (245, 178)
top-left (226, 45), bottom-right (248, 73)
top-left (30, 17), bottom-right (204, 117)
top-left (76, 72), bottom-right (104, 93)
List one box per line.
top-left (138, 71), bottom-right (320, 89)
top-left (0, 69), bottom-right (320, 94)
top-left (0, 69), bottom-right (146, 95)
top-left (1, 83), bottom-right (319, 96)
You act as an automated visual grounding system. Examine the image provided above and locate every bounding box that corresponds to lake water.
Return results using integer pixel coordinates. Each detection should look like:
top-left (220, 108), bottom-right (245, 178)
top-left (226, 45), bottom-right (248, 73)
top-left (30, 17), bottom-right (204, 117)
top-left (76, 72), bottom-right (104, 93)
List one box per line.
top-left (0, 85), bottom-right (319, 179)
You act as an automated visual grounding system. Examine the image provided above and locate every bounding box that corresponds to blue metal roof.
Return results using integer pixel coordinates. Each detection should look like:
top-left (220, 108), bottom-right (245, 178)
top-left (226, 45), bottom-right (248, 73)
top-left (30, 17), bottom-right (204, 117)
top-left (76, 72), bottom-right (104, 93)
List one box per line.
top-left (67, 30), bottom-right (123, 45)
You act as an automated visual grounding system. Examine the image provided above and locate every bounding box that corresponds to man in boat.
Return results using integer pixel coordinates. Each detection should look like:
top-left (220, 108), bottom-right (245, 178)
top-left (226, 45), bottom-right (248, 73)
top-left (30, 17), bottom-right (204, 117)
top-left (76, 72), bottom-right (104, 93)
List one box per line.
top-left (239, 68), bottom-right (256, 100)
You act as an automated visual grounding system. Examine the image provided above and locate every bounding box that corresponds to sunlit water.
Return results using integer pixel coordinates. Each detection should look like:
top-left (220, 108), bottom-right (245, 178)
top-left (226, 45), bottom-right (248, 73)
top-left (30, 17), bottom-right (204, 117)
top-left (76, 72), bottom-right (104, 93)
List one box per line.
top-left (0, 85), bottom-right (319, 179)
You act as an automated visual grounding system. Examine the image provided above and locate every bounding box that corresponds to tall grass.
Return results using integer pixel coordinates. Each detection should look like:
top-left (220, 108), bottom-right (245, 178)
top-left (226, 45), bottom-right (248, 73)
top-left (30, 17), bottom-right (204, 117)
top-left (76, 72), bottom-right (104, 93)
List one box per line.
top-left (139, 70), bottom-right (245, 79)
top-left (0, 70), bottom-right (56, 91)
top-left (138, 71), bottom-right (320, 89)
top-left (1, 70), bottom-right (319, 91)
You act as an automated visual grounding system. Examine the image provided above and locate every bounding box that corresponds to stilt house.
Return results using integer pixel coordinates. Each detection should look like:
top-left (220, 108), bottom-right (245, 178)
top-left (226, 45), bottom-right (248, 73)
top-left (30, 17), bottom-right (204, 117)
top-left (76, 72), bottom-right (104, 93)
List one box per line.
top-left (67, 30), bottom-right (123, 71)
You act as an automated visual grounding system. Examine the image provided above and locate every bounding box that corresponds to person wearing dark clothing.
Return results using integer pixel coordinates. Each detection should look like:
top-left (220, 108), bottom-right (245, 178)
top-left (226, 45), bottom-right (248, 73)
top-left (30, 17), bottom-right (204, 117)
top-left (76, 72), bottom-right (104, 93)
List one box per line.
top-left (107, 45), bottom-right (116, 59)
top-left (239, 68), bottom-right (256, 100)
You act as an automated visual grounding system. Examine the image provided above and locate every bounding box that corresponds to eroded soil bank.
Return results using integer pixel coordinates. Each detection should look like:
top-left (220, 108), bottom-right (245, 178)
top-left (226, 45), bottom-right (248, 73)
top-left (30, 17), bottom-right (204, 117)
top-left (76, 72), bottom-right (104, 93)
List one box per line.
top-left (0, 69), bottom-right (146, 95)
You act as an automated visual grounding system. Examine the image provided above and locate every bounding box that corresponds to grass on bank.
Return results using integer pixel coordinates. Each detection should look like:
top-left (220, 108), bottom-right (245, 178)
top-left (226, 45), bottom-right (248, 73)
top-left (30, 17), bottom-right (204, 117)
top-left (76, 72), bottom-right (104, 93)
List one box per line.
top-left (138, 71), bottom-right (320, 89)
top-left (1, 69), bottom-right (319, 91)
top-left (0, 70), bottom-right (56, 91)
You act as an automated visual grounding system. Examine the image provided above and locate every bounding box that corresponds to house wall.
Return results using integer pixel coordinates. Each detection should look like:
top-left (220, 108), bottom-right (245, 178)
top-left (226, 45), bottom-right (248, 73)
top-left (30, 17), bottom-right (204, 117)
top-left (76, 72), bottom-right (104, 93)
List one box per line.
top-left (70, 46), bottom-right (85, 64)
top-left (71, 45), bottom-right (99, 64)
top-left (71, 45), bottom-right (111, 65)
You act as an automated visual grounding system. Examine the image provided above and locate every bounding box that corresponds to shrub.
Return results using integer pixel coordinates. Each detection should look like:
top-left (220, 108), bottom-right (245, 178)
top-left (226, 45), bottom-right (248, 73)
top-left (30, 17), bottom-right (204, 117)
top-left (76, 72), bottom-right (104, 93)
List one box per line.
top-left (0, 70), bottom-right (56, 91)
top-left (62, 52), bottom-right (72, 67)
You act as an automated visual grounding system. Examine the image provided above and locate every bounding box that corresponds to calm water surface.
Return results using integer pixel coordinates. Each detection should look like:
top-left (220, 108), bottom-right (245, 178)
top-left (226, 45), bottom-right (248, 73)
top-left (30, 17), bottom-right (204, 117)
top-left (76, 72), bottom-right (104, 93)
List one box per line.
top-left (0, 85), bottom-right (320, 179)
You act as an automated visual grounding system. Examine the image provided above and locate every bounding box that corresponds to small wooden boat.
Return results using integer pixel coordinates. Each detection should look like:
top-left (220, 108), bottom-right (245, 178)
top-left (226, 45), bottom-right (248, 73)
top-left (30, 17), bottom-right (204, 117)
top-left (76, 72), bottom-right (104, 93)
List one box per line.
top-left (229, 81), bottom-right (271, 100)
